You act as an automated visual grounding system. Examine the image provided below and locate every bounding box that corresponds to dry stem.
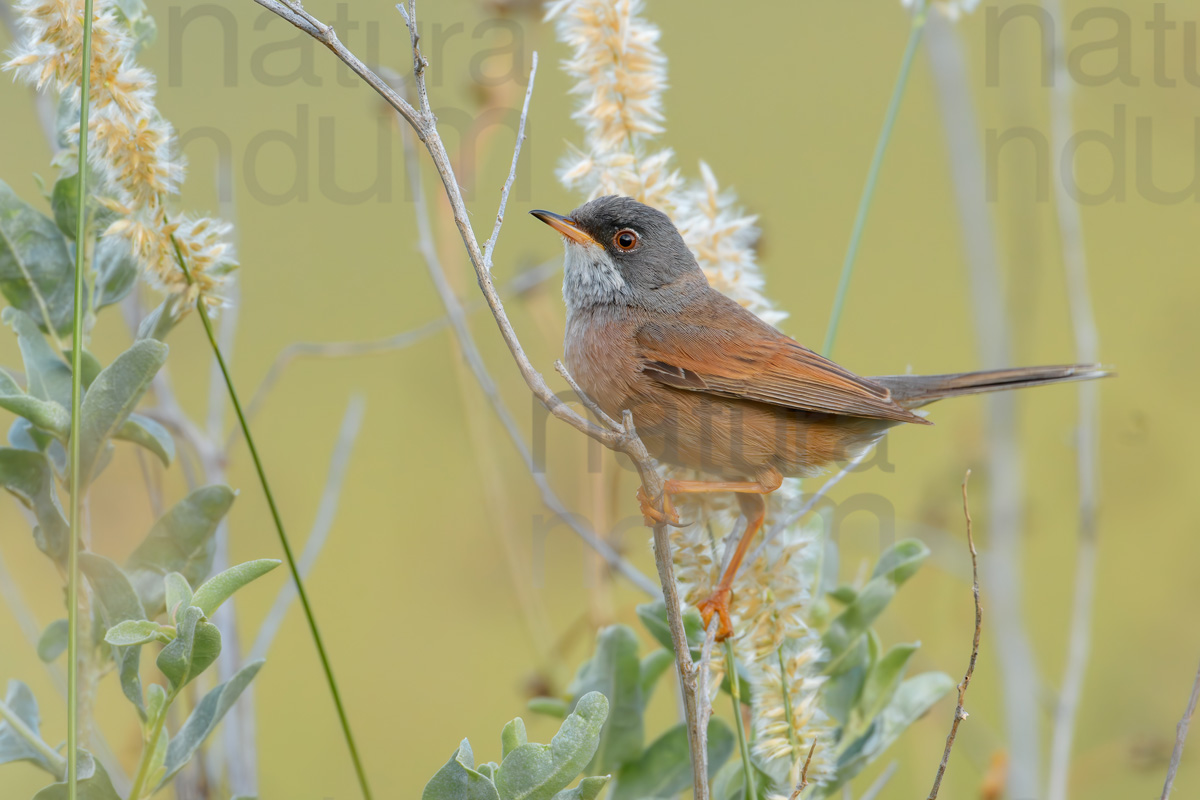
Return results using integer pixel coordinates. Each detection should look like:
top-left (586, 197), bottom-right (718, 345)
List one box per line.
top-left (245, 0), bottom-right (709, 791)
top-left (927, 471), bottom-right (982, 800)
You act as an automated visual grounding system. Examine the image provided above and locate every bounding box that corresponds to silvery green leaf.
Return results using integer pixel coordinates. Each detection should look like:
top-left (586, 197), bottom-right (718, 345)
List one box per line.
top-left (114, 413), bottom-right (174, 467)
top-left (0, 366), bottom-right (69, 437)
top-left (104, 619), bottom-right (168, 647)
top-left (494, 691), bottom-right (608, 800)
top-left (822, 636), bottom-right (869, 726)
top-left (0, 447), bottom-right (69, 562)
top-left (0, 680), bottom-right (55, 774)
top-left (136, 294), bottom-right (187, 341)
top-left (611, 719), bottom-right (734, 800)
top-left (0, 180), bottom-right (75, 336)
top-left (77, 339), bottom-right (168, 486)
top-left (502, 718), bottom-right (527, 761)
top-left (32, 751), bottom-right (121, 799)
top-left (163, 572), bottom-right (193, 625)
top-left (858, 642), bottom-right (919, 724)
top-left (190, 559), bottom-right (281, 616)
top-left (92, 236), bottom-right (137, 310)
top-left (568, 625), bottom-right (642, 774)
top-left (125, 485), bottom-right (235, 616)
top-left (158, 660), bottom-right (263, 786)
top-left (826, 671), bottom-right (954, 793)
top-left (3, 308), bottom-right (71, 405)
top-left (156, 606), bottom-right (220, 691)
top-left (822, 539), bottom-right (929, 665)
top-left (37, 619), bottom-right (68, 662)
top-left (79, 553), bottom-right (147, 716)
top-left (422, 739), bottom-right (501, 800)
top-left (550, 776), bottom-right (609, 800)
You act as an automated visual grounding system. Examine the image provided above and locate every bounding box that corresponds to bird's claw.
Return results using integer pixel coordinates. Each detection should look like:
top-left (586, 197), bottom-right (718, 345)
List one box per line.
top-left (696, 588), bottom-right (734, 641)
top-left (637, 486), bottom-right (682, 527)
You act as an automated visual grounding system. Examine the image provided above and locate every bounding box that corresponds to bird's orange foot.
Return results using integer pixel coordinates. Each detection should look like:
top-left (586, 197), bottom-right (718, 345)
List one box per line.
top-left (637, 486), bottom-right (681, 527)
top-left (695, 587), bottom-right (734, 641)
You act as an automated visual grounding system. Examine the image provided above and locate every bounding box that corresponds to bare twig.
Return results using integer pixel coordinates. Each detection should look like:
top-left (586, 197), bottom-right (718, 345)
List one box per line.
top-left (394, 53), bottom-right (656, 597)
top-left (927, 471), bottom-right (982, 800)
top-left (1160, 656), bottom-right (1200, 800)
top-left (925, 16), bottom-right (1040, 795)
top-left (246, 0), bottom-right (709, 791)
top-left (1040, 3), bottom-right (1103, 798)
top-left (788, 740), bottom-right (818, 800)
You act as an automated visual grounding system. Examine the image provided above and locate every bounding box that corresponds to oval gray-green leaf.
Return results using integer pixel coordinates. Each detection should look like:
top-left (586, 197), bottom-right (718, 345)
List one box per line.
top-left (0, 367), bottom-right (69, 437)
top-left (80, 553), bottom-right (148, 715)
top-left (494, 691), bottom-right (609, 800)
top-left (611, 718), bottom-right (733, 800)
top-left (0, 679), bottom-right (56, 774)
top-left (568, 625), bottom-right (642, 774)
top-left (551, 776), bottom-right (609, 800)
top-left (77, 339), bottom-right (168, 487)
top-left (125, 484), bottom-right (235, 616)
top-left (3, 308), bottom-right (72, 405)
top-left (0, 447), bottom-right (69, 562)
top-left (104, 619), bottom-right (166, 647)
top-left (422, 739), bottom-right (501, 800)
top-left (93, 235), bottom-right (137, 310)
top-left (37, 619), bottom-right (68, 662)
top-left (157, 660), bottom-right (264, 786)
top-left (190, 559), bottom-right (281, 617)
top-left (115, 413), bottom-right (174, 467)
top-left (502, 718), bottom-right (528, 761)
top-left (0, 179), bottom-right (75, 336)
top-left (163, 572), bottom-right (192, 624)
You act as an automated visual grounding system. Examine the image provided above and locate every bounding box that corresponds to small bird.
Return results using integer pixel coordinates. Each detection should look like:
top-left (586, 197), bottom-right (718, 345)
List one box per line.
top-left (532, 195), bottom-right (1109, 639)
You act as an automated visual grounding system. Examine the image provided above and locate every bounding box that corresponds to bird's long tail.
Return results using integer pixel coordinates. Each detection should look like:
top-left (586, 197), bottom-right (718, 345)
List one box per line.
top-left (871, 364), bottom-right (1113, 409)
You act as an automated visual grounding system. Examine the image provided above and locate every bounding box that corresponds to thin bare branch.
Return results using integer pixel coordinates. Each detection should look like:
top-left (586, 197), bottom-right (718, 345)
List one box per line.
top-left (925, 16), bottom-right (1040, 795)
top-left (482, 51), bottom-right (537, 268)
top-left (788, 740), bottom-right (818, 800)
top-left (249, 396), bottom-right (366, 662)
top-left (250, 0), bottom-right (705, 790)
top-left (927, 471), bottom-right (982, 800)
top-left (395, 52), bottom-right (656, 597)
top-left (1160, 656), bottom-right (1200, 800)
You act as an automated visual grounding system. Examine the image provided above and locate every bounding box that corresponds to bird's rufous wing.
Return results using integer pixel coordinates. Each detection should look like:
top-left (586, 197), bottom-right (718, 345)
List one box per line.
top-left (634, 314), bottom-right (929, 425)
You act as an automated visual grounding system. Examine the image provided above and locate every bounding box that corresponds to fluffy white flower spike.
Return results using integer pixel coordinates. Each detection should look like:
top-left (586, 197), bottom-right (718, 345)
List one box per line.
top-left (4, 0), bottom-right (236, 308)
top-left (553, 0), bottom-right (831, 790)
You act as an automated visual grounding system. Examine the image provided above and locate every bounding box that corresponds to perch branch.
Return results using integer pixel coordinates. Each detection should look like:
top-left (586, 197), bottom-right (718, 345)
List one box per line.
top-left (1160, 656), bottom-right (1200, 800)
top-left (927, 471), bottom-right (982, 800)
top-left (247, 0), bottom-right (706, 792)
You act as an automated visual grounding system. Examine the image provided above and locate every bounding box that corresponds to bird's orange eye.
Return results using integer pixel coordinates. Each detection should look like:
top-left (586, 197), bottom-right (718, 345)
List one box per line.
top-left (614, 229), bottom-right (638, 251)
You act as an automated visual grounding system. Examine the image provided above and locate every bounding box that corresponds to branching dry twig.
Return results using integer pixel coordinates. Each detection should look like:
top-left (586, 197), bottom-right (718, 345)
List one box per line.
top-left (244, 0), bottom-right (709, 790)
top-left (927, 471), bottom-right (982, 800)
top-left (789, 739), bottom-right (818, 800)
top-left (1160, 656), bottom-right (1200, 800)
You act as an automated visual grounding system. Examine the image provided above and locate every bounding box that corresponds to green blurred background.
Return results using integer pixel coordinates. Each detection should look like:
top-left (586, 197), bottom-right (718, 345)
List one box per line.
top-left (1, 0), bottom-right (1197, 797)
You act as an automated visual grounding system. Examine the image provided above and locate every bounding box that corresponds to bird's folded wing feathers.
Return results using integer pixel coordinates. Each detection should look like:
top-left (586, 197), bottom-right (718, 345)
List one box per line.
top-left (634, 320), bottom-right (929, 424)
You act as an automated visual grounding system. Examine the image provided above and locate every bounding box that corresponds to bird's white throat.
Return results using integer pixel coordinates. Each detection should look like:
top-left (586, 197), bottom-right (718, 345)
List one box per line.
top-left (562, 241), bottom-right (632, 311)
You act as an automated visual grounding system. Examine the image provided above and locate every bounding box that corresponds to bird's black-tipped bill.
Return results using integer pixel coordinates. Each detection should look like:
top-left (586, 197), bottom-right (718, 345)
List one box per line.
top-left (530, 209), bottom-right (599, 246)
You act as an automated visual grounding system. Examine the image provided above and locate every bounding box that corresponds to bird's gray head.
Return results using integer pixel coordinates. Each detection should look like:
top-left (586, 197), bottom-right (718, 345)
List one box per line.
top-left (530, 196), bottom-right (705, 313)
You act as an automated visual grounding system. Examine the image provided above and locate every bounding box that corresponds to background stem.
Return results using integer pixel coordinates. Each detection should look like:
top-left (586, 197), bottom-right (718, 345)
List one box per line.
top-left (821, 0), bottom-right (928, 358)
top-left (67, 0), bottom-right (96, 794)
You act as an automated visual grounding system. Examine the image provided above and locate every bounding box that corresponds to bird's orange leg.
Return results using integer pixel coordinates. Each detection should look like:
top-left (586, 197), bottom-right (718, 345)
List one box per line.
top-left (639, 475), bottom-right (780, 640)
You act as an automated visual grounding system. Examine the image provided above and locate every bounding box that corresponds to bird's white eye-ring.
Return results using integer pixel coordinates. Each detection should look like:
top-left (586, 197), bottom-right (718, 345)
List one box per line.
top-left (613, 229), bottom-right (638, 251)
